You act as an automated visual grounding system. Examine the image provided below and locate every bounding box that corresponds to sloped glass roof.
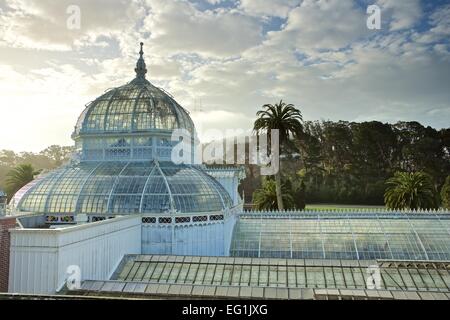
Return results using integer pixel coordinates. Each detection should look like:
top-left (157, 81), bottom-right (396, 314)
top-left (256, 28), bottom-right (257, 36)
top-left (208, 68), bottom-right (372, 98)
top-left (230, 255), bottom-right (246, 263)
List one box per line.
top-left (110, 255), bottom-right (450, 293)
top-left (14, 161), bottom-right (232, 215)
top-left (231, 212), bottom-right (450, 261)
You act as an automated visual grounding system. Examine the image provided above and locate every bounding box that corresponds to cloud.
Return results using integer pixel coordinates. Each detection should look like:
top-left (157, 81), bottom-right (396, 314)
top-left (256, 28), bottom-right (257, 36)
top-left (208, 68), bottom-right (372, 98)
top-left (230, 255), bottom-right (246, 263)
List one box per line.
top-left (143, 0), bottom-right (263, 58)
top-left (411, 4), bottom-right (450, 53)
top-left (266, 0), bottom-right (369, 52)
top-left (191, 110), bottom-right (253, 142)
top-left (428, 4), bottom-right (450, 37)
top-left (238, 0), bottom-right (299, 18)
top-left (0, 0), bottom-right (145, 50)
top-left (377, 0), bottom-right (422, 31)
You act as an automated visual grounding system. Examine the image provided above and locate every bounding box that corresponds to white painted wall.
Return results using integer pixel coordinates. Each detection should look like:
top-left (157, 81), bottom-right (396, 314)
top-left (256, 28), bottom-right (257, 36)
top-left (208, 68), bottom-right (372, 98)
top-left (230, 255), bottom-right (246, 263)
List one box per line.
top-left (224, 214), bottom-right (237, 256)
top-left (9, 216), bottom-right (141, 294)
top-left (142, 218), bottom-right (236, 256)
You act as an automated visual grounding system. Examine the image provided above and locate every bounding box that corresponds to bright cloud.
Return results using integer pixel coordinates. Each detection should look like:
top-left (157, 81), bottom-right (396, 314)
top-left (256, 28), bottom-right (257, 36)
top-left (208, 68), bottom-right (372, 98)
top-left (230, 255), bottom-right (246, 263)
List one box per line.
top-left (377, 0), bottom-right (422, 31)
top-left (266, 0), bottom-right (369, 51)
top-left (239, 0), bottom-right (299, 18)
top-left (143, 0), bottom-right (263, 58)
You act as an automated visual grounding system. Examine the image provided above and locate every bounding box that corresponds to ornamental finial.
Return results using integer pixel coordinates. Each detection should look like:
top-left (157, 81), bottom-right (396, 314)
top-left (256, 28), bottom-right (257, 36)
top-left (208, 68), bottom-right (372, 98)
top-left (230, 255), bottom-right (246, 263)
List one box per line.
top-left (134, 42), bottom-right (147, 81)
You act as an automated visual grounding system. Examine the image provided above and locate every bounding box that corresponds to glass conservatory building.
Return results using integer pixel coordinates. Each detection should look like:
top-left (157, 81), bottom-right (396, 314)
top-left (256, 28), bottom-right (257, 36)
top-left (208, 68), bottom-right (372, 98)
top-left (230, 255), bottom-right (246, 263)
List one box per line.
top-left (12, 43), bottom-right (236, 222)
top-left (4, 44), bottom-right (450, 299)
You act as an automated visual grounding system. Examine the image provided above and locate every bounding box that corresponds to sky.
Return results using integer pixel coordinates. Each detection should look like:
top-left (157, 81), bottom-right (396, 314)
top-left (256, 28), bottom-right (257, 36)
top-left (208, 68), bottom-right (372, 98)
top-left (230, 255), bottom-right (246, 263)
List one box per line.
top-left (0, 0), bottom-right (449, 152)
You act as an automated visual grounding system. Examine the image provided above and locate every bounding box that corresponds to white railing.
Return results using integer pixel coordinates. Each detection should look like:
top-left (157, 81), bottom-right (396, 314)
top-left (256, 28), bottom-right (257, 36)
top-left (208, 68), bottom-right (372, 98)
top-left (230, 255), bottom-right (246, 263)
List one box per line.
top-left (2, 205), bottom-right (34, 218)
top-left (237, 208), bottom-right (450, 220)
top-left (240, 208), bottom-right (450, 214)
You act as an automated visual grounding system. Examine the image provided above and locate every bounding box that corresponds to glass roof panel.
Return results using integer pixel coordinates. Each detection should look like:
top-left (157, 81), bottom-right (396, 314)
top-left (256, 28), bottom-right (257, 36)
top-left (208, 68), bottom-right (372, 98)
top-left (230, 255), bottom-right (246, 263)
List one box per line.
top-left (231, 214), bottom-right (450, 261)
top-left (112, 255), bottom-right (450, 292)
top-left (15, 161), bottom-right (232, 214)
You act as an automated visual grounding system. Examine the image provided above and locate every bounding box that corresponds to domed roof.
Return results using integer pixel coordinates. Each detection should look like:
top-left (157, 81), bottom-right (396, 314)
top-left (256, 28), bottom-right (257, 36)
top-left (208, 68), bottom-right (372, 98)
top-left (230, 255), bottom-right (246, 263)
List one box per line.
top-left (12, 43), bottom-right (234, 218)
top-left (14, 161), bottom-right (233, 215)
top-left (73, 43), bottom-right (194, 137)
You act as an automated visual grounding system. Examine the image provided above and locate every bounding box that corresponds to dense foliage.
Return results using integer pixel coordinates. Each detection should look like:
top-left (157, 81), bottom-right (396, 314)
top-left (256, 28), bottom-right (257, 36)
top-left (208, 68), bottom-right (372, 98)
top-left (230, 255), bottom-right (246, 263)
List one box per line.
top-left (299, 121), bottom-right (449, 205)
top-left (246, 120), bottom-right (449, 206)
top-left (441, 176), bottom-right (450, 210)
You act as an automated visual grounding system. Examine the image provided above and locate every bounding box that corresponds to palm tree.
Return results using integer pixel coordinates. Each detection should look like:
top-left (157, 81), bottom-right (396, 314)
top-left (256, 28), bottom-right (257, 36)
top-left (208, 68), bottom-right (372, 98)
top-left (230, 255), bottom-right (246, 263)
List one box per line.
top-left (384, 171), bottom-right (438, 210)
top-left (253, 100), bottom-right (303, 210)
top-left (5, 164), bottom-right (41, 201)
top-left (253, 179), bottom-right (294, 210)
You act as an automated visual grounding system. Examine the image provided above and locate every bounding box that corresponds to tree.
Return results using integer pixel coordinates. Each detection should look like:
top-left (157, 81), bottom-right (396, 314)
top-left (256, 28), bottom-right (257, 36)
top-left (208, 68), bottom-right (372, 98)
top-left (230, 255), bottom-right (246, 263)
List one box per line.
top-left (0, 145), bottom-right (74, 193)
top-left (294, 180), bottom-right (306, 210)
top-left (40, 145), bottom-right (74, 166)
top-left (5, 164), bottom-right (41, 202)
top-left (253, 100), bottom-right (303, 210)
top-left (253, 178), bottom-right (294, 211)
top-left (0, 150), bottom-right (18, 167)
top-left (394, 122), bottom-right (446, 184)
top-left (243, 119), bottom-right (448, 206)
top-left (441, 176), bottom-right (450, 209)
top-left (352, 121), bottom-right (398, 173)
top-left (384, 172), bottom-right (439, 210)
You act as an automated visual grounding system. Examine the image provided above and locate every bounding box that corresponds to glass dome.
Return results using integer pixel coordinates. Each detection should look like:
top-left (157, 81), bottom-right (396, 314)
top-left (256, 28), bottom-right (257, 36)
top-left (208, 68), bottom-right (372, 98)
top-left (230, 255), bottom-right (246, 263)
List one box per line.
top-left (14, 161), bottom-right (232, 215)
top-left (12, 43), bottom-right (235, 217)
top-left (72, 43), bottom-right (197, 163)
top-left (73, 81), bottom-right (194, 136)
